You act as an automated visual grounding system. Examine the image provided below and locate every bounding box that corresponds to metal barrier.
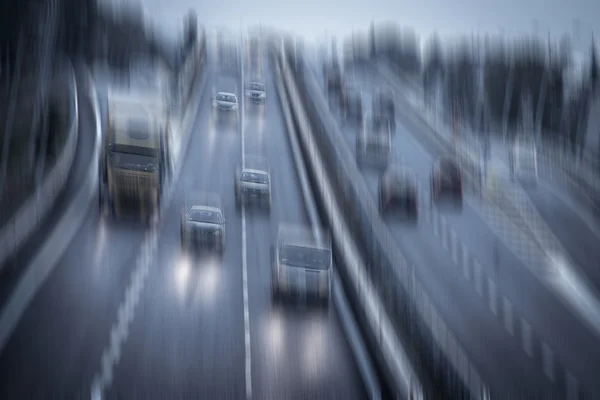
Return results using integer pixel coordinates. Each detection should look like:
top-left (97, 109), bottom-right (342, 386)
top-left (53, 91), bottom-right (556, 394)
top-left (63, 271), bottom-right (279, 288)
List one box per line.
top-left (273, 37), bottom-right (490, 399)
top-left (0, 63), bottom-right (79, 271)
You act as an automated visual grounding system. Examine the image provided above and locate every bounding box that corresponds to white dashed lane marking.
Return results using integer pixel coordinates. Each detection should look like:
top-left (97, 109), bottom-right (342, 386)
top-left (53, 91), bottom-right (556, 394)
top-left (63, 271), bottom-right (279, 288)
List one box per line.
top-left (487, 278), bottom-right (498, 316)
top-left (565, 370), bottom-right (579, 400)
top-left (542, 342), bottom-right (555, 382)
top-left (473, 260), bottom-right (483, 296)
top-left (520, 317), bottom-right (533, 357)
top-left (450, 229), bottom-right (459, 264)
top-left (91, 230), bottom-right (158, 398)
top-left (502, 297), bottom-right (514, 336)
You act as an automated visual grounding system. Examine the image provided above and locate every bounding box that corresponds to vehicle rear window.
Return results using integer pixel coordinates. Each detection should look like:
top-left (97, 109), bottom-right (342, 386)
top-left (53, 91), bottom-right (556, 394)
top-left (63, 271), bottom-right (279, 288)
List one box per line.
top-left (279, 245), bottom-right (331, 270)
top-left (188, 209), bottom-right (222, 224)
top-left (216, 94), bottom-right (237, 102)
top-left (241, 172), bottom-right (269, 184)
top-left (247, 83), bottom-right (265, 91)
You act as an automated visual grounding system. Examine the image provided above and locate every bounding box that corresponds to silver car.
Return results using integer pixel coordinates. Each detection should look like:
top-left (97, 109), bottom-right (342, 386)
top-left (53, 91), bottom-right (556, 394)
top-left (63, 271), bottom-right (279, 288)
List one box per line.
top-left (356, 113), bottom-right (392, 168)
top-left (212, 92), bottom-right (239, 125)
top-left (235, 164), bottom-right (271, 210)
top-left (180, 193), bottom-right (226, 254)
top-left (245, 82), bottom-right (266, 104)
top-left (271, 225), bottom-right (332, 305)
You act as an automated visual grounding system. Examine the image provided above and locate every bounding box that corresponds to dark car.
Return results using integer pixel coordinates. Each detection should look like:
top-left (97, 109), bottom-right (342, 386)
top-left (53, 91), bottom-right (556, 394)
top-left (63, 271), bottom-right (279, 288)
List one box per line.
top-left (341, 82), bottom-right (363, 122)
top-left (372, 88), bottom-right (396, 132)
top-left (180, 193), bottom-right (226, 254)
top-left (379, 166), bottom-right (418, 220)
top-left (431, 157), bottom-right (463, 207)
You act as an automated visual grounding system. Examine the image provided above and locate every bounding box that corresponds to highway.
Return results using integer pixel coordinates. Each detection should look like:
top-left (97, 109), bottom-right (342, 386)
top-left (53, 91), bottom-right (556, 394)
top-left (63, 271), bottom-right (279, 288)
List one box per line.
top-left (314, 61), bottom-right (600, 396)
top-left (0, 48), bottom-right (365, 398)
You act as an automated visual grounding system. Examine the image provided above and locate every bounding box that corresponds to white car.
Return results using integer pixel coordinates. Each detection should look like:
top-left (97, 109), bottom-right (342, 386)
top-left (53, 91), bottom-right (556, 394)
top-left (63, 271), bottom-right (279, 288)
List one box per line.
top-left (271, 225), bottom-right (332, 305)
top-left (180, 193), bottom-right (226, 254)
top-left (235, 163), bottom-right (272, 210)
top-left (511, 142), bottom-right (538, 186)
top-left (212, 92), bottom-right (239, 125)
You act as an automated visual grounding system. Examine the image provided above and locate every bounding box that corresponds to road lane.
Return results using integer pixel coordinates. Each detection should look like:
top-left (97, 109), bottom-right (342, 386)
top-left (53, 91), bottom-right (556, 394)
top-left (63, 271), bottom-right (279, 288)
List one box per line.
top-left (315, 61), bottom-right (600, 395)
top-left (107, 52), bottom-right (365, 398)
top-left (245, 56), bottom-right (365, 400)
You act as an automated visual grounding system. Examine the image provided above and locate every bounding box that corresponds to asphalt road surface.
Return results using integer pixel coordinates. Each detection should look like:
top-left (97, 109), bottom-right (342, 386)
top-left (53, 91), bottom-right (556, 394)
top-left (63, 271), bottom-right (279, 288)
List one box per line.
top-left (315, 61), bottom-right (600, 397)
top-left (0, 51), bottom-right (365, 399)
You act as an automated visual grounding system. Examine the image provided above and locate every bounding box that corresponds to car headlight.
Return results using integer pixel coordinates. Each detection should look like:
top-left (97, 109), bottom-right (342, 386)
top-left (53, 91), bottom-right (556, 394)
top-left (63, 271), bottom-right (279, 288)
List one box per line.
top-left (231, 104), bottom-right (238, 110)
top-left (214, 230), bottom-right (221, 236)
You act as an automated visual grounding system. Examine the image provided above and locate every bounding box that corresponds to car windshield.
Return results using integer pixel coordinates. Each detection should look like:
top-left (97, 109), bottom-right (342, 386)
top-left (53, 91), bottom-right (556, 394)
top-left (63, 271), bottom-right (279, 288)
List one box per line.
top-left (188, 209), bottom-right (222, 224)
top-left (247, 83), bottom-right (265, 91)
top-left (216, 94), bottom-right (237, 103)
top-left (279, 245), bottom-right (331, 270)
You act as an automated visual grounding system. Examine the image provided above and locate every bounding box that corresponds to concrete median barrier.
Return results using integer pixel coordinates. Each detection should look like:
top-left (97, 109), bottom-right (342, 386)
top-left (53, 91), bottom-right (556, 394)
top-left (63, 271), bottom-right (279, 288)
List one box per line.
top-left (271, 36), bottom-right (489, 399)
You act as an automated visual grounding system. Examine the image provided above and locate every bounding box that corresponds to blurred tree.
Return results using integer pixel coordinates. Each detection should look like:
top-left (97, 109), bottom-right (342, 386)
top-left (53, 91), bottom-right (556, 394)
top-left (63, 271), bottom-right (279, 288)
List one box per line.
top-left (184, 9), bottom-right (198, 52)
top-left (423, 33), bottom-right (444, 101)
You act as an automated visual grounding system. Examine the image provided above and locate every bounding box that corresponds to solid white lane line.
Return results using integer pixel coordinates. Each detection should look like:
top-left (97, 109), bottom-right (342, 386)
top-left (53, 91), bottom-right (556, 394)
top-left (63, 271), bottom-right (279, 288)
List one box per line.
top-left (461, 244), bottom-right (470, 281)
top-left (240, 35), bottom-right (252, 400)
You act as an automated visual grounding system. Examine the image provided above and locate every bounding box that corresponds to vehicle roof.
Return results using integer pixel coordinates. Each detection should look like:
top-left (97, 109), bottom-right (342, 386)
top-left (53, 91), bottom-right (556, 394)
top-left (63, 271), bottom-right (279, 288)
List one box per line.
top-left (435, 156), bottom-right (460, 169)
top-left (216, 92), bottom-right (237, 98)
top-left (277, 225), bottom-right (331, 250)
top-left (246, 81), bottom-right (265, 88)
top-left (111, 111), bottom-right (162, 148)
top-left (189, 205), bottom-right (222, 214)
top-left (384, 165), bottom-right (415, 182)
top-left (241, 168), bottom-right (269, 175)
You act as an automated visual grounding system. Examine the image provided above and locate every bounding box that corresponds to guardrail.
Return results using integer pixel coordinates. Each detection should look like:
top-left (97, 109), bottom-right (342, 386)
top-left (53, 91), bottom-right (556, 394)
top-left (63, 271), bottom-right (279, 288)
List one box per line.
top-left (273, 37), bottom-right (489, 399)
top-left (0, 63), bottom-right (79, 271)
top-left (272, 41), bottom-right (423, 400)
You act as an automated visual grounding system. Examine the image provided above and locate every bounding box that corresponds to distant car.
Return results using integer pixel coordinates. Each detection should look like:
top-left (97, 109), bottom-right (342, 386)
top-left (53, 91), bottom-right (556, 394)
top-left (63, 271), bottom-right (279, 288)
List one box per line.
top-left (180, 193), bottom-right (226, 254)
top-left (235, 162), bottom-right (271, 210)
top-left (431, 157), bottom-right (463, 206)
top-left (356, 113), bottom-right (392, 168)
top-left (245, 82), bottom-right (266, 104)
top-left (379, 165), bottom-right (418, 220)
top-left (271, 225), bottom-right (332, 305)
top-left (510, 141), bottom-right (538, 186)
top-left (326, 63), bottom-right (343, 98)
top-left (372, 88), bottom-right (396, 132)
top-left (342, 82), bottom-right (363, 122)
top-left (212, 92), bottom-right (239, 126)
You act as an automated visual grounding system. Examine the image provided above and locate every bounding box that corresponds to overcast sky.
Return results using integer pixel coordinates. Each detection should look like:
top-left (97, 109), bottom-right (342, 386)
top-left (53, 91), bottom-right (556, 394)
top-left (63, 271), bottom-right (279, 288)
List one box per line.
top-left (109, 0), bottom-right (599, 51)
